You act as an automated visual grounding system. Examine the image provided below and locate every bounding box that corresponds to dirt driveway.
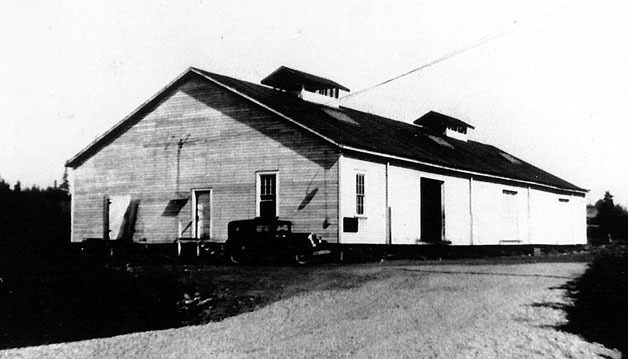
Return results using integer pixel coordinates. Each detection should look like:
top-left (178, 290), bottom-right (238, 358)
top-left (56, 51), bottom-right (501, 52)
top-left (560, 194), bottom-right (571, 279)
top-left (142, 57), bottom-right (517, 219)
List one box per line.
top-left (1, 262), bottom-right (620, 358)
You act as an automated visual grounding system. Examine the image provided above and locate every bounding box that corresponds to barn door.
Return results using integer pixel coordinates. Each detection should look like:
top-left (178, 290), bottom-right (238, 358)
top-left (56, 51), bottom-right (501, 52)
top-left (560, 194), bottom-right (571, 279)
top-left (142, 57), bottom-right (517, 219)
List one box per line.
top-left (420, 178), bottom-right (444, 242)
top-left (502, 190), bottom-right (519, 242)
top-left (193, 190), bottom-right (212, 240)
top-left (105, 195), bottom-right (131, 240)
top-left (556, 198), bottom-right (573, 244)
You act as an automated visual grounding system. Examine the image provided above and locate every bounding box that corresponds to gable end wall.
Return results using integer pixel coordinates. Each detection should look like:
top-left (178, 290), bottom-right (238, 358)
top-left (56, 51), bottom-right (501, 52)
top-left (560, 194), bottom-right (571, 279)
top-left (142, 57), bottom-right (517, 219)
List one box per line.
top-left (70, 76), bottom-right (339, 243)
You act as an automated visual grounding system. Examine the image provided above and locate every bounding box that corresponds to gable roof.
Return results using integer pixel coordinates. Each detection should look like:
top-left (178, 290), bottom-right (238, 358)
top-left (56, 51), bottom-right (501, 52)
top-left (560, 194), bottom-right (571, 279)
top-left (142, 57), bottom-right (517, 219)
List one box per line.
top-left (66, 67), bottom-right (586, 193)
top-left (261, 66), bottom-right (350, 92)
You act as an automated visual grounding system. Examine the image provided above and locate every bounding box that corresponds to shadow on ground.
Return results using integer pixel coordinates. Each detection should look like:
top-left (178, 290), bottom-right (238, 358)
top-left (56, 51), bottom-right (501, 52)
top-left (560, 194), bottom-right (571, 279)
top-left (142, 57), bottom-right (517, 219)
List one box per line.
top-left (0, 243), bottom-right (389, 350)
top-left (531, 244), bottom-right (627, 356)
top-left (0, 241), bottom-right (603, 350)
top-left (0, 243), bottom-right (179, 349)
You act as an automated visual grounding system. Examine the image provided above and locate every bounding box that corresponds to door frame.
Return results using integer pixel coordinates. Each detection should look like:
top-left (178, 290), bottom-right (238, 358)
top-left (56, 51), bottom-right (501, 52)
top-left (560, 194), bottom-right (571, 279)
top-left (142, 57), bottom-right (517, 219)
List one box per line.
top-left (501, 189), bottom-right (520, 243)
top-left (191, 188), bottom-right (213, 239)
top-left (255, 170), bottom-right (280, 218)
top-left (420, 177), bottom-right (446, 242)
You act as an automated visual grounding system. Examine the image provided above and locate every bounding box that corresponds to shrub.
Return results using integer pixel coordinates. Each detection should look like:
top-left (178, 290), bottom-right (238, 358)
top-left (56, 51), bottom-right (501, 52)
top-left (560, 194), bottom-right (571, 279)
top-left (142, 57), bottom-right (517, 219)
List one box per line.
top-left (563, 245), bottom-right (628, 354)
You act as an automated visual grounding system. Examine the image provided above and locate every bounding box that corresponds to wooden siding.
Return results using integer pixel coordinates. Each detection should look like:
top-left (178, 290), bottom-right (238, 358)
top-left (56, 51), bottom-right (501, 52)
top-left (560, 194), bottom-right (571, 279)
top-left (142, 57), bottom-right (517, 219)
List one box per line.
top-left (339, 153), bottom-right (586, 245)
top-left (71, 76), bottom-right (339, 243)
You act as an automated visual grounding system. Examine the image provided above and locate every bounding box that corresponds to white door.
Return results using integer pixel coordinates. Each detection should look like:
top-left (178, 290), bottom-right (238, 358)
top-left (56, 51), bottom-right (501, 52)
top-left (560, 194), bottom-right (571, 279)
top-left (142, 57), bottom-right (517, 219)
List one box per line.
top-left (555, 199), bottom-right (573, 244)
top-left (107, 195), bottom-right (131, 240)
top-left (502, 190), bottom-right (519, 242)
top-left (194, 190), bottom-right (211, 240)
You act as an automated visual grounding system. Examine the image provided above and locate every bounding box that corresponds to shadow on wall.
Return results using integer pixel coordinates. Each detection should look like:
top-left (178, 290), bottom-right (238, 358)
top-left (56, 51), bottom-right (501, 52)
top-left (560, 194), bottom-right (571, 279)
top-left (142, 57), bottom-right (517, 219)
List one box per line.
top-left (298, 188), bottom-right (318, 210)
top-left (182, 81), bottom-right (338, 170)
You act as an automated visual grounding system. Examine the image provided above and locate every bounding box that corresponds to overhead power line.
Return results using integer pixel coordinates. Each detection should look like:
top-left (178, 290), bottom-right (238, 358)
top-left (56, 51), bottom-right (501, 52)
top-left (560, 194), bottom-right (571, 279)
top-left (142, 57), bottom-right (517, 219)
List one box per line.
top-left (339, 0), bottom-right (579, 102)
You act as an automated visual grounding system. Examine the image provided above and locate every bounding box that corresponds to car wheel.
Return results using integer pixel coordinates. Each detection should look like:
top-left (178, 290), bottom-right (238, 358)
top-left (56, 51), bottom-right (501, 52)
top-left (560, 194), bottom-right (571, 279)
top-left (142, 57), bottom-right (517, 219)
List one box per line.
top-left (294, 252), bottom-right (312, 266)
top-left (229, 245), bottom-right (247, 265)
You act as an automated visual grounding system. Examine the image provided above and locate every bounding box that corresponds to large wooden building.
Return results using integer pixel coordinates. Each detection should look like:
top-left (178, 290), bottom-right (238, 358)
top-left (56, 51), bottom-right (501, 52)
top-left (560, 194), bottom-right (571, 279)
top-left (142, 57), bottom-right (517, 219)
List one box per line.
top-left (66, 66), bottom-right (587, 246)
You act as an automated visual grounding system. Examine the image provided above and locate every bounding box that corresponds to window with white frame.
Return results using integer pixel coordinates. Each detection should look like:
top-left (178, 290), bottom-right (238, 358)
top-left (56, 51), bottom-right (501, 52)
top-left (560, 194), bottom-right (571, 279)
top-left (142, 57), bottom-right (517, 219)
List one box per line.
top-left (257, 172), bottom-right (278, 218)
top-left (356, 173), bottom-right (365, 215)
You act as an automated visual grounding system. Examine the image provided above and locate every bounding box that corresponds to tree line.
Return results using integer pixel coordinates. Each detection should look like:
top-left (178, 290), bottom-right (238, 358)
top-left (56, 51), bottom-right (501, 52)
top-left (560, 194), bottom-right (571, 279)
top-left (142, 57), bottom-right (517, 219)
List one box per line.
top-left (589, 191), bottom-right (628, 243)
top-left (1, 173), bottom-right (626, 246)
top-left (0, 172), bottom-right (70, 247)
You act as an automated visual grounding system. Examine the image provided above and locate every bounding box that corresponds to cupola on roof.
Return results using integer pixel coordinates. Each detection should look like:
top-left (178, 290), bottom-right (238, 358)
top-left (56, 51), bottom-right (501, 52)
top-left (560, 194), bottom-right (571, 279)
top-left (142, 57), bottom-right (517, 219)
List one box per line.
top-left (413, 111), bottom-right (475, 131)
top-left (261, 66), bottom-right (350, 93)
top-left (414, 111), bottom-right (475, 141)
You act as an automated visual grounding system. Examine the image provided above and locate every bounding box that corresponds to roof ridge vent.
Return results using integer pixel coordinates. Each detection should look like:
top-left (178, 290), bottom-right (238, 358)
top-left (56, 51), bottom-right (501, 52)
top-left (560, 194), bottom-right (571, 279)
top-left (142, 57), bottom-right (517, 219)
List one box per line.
top-left (260, 66), bottom-right (349, 105)
top-left (413, 111), bottom-right (474, 142)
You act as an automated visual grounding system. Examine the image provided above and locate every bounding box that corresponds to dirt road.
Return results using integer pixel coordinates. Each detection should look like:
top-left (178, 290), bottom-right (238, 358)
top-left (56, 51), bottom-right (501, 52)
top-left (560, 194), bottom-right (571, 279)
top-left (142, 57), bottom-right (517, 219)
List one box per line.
top-left (1, 262), bottom-right (620, 358)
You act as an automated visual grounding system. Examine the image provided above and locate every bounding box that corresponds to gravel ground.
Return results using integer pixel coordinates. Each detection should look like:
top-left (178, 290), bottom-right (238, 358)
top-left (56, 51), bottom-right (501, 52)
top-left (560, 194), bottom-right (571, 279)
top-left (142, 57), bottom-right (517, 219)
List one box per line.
top-left (1, 262), bottom-right (620, 358)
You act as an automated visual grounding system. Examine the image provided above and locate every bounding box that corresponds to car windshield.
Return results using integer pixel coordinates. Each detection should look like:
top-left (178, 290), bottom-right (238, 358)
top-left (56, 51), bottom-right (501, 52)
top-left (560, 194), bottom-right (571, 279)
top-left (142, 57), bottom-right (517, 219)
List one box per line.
top-left (255, 225), bottom-right (272, 233)
top-left (253, 222), bottom-right (291, 233)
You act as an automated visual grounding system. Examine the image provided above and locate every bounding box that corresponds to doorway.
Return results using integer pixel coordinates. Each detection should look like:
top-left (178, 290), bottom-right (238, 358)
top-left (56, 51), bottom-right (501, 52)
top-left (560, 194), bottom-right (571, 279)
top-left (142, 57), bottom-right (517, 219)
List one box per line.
top-left (193, 189), bottom-right (212, 240)
top-left (420, 178), bottom-right (444, 242)
top-left (104, 195), bottom-right (131, 240)
top-left (501, 190), bottom-right (519, 243)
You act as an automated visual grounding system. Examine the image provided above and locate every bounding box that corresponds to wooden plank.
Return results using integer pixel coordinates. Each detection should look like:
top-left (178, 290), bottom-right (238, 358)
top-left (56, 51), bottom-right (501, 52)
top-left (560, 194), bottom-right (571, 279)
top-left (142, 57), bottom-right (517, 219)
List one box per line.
top-left (71, 77), bottom-right (339, 244)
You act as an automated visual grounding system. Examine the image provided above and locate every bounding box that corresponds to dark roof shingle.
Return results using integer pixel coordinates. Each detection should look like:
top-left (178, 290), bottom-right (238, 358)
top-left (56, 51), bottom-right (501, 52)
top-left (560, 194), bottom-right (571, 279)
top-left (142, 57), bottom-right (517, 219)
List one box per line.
top-left (195, 68), bottom-right (584, 192)
top-left (67, 67), bottom-right (585, 193)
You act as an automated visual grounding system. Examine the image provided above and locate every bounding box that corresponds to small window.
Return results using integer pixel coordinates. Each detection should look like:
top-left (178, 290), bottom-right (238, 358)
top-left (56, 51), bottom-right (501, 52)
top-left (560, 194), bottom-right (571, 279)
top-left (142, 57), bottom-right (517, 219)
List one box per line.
top-left (356, 174), bottom-right (365, 215)
top-left (559, 198), bottom-right (570, 203)
top-left (257, 172), bottom-right (278, 218)
top-left (343, 217), bottom-right (359, 232)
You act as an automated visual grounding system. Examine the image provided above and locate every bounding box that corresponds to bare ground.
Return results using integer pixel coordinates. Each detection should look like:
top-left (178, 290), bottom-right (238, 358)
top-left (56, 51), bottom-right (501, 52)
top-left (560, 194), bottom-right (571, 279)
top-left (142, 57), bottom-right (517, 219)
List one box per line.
top-left (1, 262), bottom-right (621, 358)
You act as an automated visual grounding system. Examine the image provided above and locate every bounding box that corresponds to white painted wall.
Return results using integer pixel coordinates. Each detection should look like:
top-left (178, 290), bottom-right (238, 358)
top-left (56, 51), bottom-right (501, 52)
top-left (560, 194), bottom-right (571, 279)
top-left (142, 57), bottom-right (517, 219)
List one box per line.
top-left (442, 175), bottom-right (471, 245)
top-left (338, 156), bottom-right (387, 244)
top-left (388, 166), bottom-right (471, 245)
top-left (389, 165), bottom-right (420, 244)
top-left (472, 182), bottom-right (530, 245)
top-left (529, 189), bottom-right (587, 245)
top-left (339, 155), bottom-right (587, 246)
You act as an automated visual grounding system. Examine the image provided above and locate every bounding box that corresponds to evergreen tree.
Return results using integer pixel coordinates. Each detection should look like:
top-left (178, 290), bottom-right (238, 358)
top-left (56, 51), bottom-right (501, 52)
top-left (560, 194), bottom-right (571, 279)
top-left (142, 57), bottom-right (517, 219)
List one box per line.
top-left (594, 191), bottom-right (628, 241)
top-left (59, 168), bottom-right (69, 192)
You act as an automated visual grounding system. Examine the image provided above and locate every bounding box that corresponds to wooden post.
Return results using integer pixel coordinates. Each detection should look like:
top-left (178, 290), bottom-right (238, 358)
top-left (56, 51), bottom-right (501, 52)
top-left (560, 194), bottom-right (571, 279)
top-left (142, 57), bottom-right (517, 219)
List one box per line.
top-left (103, 196), bottom-right (110, 240)
top-left (385, 162), bottom-right (391, 245)
top-left (469, 177), bottom-right (474, 245)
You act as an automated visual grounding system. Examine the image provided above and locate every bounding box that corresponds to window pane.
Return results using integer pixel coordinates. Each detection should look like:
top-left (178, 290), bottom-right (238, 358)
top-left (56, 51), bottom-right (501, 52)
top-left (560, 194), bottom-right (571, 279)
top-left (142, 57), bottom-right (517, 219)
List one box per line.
top-left (356, 195), bottom-right (364, 215)
top-left (259, 174), bottom-right (277, 218)
top-left (356, 174), bottom-right (365, 215)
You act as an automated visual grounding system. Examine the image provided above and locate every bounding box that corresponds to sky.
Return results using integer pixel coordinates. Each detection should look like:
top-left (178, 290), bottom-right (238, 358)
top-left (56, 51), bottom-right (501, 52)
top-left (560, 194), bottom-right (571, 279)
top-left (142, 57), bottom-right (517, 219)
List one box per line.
top-left (1, 0), bottom-right (627, 205)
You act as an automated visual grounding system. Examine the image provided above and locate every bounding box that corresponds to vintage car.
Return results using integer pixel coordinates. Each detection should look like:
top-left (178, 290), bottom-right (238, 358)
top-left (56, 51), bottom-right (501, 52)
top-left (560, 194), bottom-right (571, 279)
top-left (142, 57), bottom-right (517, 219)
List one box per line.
top-left (225, 218), bottom-right (329, 265)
